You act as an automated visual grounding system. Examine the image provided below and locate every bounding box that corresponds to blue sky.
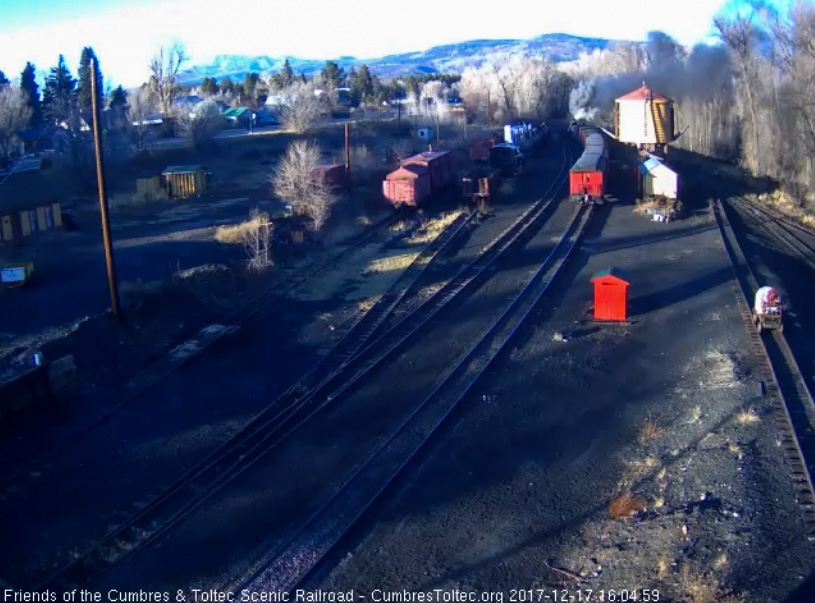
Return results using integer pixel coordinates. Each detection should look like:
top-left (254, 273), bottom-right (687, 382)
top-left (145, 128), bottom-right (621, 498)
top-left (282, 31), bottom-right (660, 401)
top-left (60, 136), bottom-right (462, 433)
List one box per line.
top-left (0, 0), bottom-right (792, 88)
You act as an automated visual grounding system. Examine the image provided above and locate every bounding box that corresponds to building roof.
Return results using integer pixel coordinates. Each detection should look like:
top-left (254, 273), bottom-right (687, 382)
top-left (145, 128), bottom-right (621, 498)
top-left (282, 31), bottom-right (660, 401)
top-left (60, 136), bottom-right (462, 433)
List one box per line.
top-left (591, 267), bottom-right (631, 284)
top-left (312, 164), bottom-right (345, 172)
top-left (386, 165), bottom-right (428, 180)
top-left (403, 150), bottom-right (450, 164)
top-left (640, 156), bottom-right (676, 176)
top-left (617, 84), bottom-right (673, 103)
top-left (163, 165), bottom-right (206, 175)
top-left (223, 107), bottom-right (251, 118)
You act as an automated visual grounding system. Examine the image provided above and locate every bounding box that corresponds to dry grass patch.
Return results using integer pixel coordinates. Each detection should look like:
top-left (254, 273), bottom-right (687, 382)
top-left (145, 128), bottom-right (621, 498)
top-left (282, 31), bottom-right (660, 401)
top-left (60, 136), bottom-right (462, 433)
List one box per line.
top-left (215, 213), bottom-right (268, 244)
top-left (735, 407), bottom-right (760, 424)
top-left (633, 197), bottom-right (683, 218)
top-left (748, 190), bottom-right (815, 228)
top-left (406, 210), bottom-right (464, 246)
top-left (676, 567), bottom-right (745, 603)
top-left (364, 251), bottom-right (419, 275)
top-left (728, 442), bottom-right (744, 460)
top-left (638, 416), bottom-right (662, 443)
top-left (608, 494), bottom-right (647, 518)
top-left (621, 455), bottom-right (660, 487)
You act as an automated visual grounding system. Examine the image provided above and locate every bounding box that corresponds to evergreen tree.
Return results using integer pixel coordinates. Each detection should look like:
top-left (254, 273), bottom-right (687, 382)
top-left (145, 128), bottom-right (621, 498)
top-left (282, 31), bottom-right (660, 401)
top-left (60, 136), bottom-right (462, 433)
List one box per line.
top-left (76, 47), bottom-right (103, 110)
top-left (271, 59), bottom-right (295, 90)
top-left (201, 77), bottom-right (219, 97)
top-left (243, 72), bottom-right (260, 99)
top-left (19, 62), bottom-right (42, 127)
top-left (0, 70), bottom-right (9, 86)
top-left (219, 76), bottom-right (234, 94)
top-left (320, 61), bottom-right (345, 90)
top-left (108, 85), bottom-right (127, 109)
top-left (349, 64), bottom-right (375, 106)
top-left (43, 55), bottom-right (77, 124)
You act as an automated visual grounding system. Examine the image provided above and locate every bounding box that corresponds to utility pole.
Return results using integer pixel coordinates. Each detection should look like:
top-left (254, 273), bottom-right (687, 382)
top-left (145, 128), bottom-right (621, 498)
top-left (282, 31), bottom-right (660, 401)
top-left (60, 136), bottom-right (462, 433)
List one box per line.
top-left (90, 57), bottom-right (121, 319)
top-left (344, 122), bottom-right (351, 188)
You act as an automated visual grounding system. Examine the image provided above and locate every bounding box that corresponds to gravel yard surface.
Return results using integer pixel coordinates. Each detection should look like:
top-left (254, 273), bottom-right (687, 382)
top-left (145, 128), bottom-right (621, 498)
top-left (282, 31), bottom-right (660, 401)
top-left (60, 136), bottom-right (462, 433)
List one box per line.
top-left (306, 196), bottom-right (815, 602)
top-left (86, 145), bottom-right (575, 592)
top-left (0, 142), bottom-right (569, 589)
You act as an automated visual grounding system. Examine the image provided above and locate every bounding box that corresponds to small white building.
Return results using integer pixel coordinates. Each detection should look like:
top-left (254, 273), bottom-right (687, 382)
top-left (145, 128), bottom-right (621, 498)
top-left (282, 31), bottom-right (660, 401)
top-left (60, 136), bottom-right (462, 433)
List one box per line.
top-left (640, 156), bottom-right (678, 199)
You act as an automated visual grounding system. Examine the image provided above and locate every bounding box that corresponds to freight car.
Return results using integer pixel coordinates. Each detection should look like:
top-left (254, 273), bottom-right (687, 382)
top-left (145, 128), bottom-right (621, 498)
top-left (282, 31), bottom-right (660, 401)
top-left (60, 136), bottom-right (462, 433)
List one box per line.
top-left (569, 127), bottom-right (608, 200)
top-left (382, 149), bottom-right (456, 210)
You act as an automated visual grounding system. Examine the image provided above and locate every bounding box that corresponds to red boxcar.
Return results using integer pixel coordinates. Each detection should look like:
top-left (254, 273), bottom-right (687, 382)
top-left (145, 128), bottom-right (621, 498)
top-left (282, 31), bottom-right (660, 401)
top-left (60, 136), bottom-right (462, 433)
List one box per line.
top-left (311, 164), bottom-right (348, 191)
top-left (569, 128), bottom-right (608, 198)
top-left (401, 150), bottom-right (455, 195)
top-left (383, 164), bottom-right (432, 208)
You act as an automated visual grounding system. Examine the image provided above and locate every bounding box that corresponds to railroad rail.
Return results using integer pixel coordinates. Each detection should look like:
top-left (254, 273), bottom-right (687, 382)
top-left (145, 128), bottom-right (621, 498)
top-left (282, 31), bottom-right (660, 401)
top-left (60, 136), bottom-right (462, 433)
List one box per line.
top-left (728, 197), bottom-right (815, 273)
top-left (0, 212), bottom-right (403, 485)
top-left (230, 195), bottom-right (594, 595)
top-left (34, 146), bottom-right (574, 592)
top-left (712, 199), bottom-right (815, 542)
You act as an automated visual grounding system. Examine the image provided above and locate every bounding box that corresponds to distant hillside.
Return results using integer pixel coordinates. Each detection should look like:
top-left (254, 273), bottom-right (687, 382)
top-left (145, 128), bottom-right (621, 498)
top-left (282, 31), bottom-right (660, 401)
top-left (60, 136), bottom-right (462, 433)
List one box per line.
top-left (177, 33), bottom-right (619, 85)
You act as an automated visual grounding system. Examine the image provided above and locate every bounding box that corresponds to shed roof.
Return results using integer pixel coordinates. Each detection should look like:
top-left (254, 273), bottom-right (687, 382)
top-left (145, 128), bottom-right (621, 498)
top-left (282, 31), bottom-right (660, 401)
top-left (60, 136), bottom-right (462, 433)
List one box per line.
top-left (591, 267), bottom-right (631, 284)
top-left (223, 107), bottom-right (251, 117)
top-left (640, 157), bottom-right (676, 176)
top-left (386, 165), bottom-right (428, 180)
top-left (313, 164), bottom-right (345, 172)
top-left (163, 165), bottom-right (206, 175)
top-left (617, 84), bottom-right (673, 103)
top-left (403, 150), bottom-right (450, 164)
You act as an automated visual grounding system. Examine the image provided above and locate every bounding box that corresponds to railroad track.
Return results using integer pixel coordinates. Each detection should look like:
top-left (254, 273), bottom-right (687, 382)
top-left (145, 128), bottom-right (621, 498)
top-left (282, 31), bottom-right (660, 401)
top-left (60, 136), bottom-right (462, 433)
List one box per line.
top-left (712, 199), bottom-right (815, 542)
top-left (0, 212), bottom-right (403, 485)
top-left (229, 193), bottom-right (594, 596)
top-left (33, 146), bottom-right (573, 592)
top-left (728, 197), bottom-right (815, 273)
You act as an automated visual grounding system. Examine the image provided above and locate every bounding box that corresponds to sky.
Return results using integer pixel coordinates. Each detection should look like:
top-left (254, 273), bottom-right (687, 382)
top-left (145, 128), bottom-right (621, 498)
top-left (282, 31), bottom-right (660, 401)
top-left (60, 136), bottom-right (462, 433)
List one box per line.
top-left (0, 0), bottom-right (794, 88)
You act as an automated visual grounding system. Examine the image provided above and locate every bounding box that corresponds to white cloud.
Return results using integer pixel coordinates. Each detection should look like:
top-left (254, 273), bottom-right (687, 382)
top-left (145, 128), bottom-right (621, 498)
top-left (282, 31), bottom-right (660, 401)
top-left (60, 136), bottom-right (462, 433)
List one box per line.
top-left (0, 0), bottom-right (730, 87)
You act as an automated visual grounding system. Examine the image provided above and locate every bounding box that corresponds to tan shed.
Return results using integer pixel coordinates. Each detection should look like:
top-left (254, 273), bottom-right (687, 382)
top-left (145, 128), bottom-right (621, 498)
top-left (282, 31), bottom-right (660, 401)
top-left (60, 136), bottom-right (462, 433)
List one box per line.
top-left (162, 165), bottom-right (208, 198)
top-left (136, 172), bottom-right (163, 200)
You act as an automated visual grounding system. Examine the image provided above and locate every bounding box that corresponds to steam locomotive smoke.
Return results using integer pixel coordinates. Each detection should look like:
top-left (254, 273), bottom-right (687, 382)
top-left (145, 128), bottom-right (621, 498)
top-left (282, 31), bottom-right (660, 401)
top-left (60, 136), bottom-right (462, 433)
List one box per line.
top-left (569, 30), bottom-right (733, 126)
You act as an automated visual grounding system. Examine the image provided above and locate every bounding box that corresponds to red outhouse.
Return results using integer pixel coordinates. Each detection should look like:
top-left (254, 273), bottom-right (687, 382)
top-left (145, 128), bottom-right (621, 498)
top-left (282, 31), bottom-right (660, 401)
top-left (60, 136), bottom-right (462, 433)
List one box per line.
top-left (590, 267), bottom-right (630, 321)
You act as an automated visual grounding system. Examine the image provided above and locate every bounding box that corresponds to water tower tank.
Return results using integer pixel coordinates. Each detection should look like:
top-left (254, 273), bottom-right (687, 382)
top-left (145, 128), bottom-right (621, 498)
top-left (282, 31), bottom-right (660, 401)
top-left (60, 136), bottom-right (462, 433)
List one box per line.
top-left (614, 83), bottom-right (674, 147)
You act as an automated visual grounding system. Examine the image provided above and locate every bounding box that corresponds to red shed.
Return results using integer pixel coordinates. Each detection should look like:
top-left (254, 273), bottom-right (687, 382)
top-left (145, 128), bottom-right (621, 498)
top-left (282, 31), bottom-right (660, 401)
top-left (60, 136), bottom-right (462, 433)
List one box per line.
top-left (402, 150), bottom-right (455, 195)
top-left (383, 164), bottom-right (432, 208)
top-left (590, 267), bottom-right (630, 321)
top-left (311, 164), bottom-right (348, 191)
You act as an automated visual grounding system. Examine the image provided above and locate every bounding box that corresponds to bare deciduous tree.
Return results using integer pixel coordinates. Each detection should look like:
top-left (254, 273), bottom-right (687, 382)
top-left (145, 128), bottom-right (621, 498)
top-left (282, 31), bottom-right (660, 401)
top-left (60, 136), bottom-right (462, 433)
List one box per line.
top-left (0, 86), bottom-right (32, 158)
top-left (174, 99), bottom-right (224, 148)
top-left (149, 42), bottom-right (187, 116)
top-left (459, 55), bottom-right (573, 123)
top-left (274, 82), bottom-right (324, 133)
top-left (127, 86), bottom-right (157, 151)
top-left (244, 208), bottom-right (273, 270)
top-left (272, 140), bottom-right (334, 232)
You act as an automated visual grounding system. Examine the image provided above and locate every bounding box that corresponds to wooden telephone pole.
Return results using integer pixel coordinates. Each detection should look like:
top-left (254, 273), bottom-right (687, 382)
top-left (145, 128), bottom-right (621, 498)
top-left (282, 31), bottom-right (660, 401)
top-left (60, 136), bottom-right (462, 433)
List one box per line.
top-left (90, 57), bottom-right (121, 319)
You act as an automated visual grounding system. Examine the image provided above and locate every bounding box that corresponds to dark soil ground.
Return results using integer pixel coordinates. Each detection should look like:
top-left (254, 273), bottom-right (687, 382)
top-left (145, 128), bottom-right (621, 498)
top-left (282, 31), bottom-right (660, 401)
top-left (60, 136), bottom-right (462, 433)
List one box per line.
top-left (88, 143), bottom-right (574, 593)
top-left (304, 153), bottom-right (815, 602)
top-left (0, 135), bottom-right (564, 588)
top-left (724, 201), bottom-right (815, 403)
top-left (0, 120), bottom-right (492, 464)
top-left (0, 118), bottom-right (473, 373)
